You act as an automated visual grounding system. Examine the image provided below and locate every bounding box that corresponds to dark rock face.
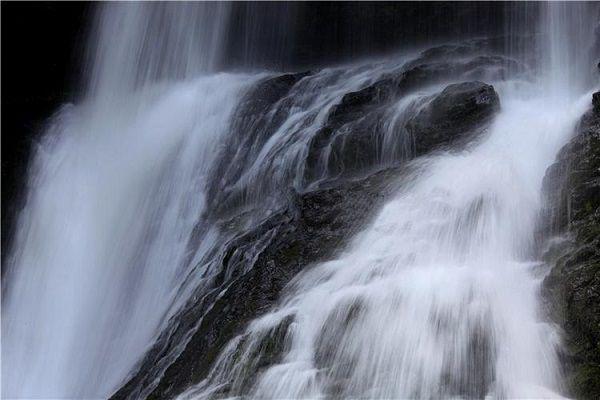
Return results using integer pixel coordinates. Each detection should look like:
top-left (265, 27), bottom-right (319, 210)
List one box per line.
top-left (541, 92), bottom-right (600, 400)
top-left (112, 167), bottom-right (406, 400)
top-left (406, 81), bottom-right (499, 154)
top-left (209, 43), bottom-right (510, 216)
top-left (148, 170), bottom-right (407, 400)
top-left (304, 73), bottom-right (501, 184)
top-left (111, 58), bottom-right (501, 400)
top-left (206, 71), bottom-right (312, 217)
top-left (208, 41), bottom-right (510, 220)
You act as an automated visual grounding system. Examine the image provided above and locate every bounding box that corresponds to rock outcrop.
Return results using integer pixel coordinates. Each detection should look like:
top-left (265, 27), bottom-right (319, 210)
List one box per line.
top-left (542, 92), bottom-right (600, 400)
top-left (209, 45), bottom-right (513, 219)
top-left (111, 61), bottom-right (501, 400)
top-left (406, 81), bottom-right (499, 153)
top-left (304, 79), bottom-right (499, 184)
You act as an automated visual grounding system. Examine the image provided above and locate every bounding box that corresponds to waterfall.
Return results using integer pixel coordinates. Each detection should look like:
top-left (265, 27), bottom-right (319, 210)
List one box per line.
top-left (175, 4), bottom-right (598, 398)
top-left (2, 2), bottom-right (598, 399)
top-left (185, 91), bottom-right (591, 400)
top-left (1, 4), bottom-right (251, 398)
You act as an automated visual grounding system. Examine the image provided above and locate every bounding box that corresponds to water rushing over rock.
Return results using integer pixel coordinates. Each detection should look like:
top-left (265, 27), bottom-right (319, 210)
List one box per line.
top-left (179, 91), bottom-right (590, 400)
top-left (2, 2), bottom-right (599, 399)
top-left (1, 74), bottom-right (258, 399)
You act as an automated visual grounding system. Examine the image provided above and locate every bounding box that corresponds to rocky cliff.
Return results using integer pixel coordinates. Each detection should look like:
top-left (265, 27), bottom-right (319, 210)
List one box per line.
top-left (542, 92), bottom-right (600, 400)
top-left (111, 45), bottom-right (503, 400)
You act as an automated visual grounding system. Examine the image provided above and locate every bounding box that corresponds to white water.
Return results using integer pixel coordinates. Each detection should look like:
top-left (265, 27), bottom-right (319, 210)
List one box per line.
top-left (2, 2), bottom-right (599, 399)
top-left (1, 74), bottom-right (256, 399)
top-left (179, 3), bottom-right (599, 399)
top-left (1, 4), bottom-right (245, 397)
top-left (188, 92), bottom-right (590, 399)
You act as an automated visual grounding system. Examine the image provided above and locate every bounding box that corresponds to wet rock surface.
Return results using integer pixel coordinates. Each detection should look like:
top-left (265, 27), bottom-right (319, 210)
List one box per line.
top-left (112, 166), bottom-right (406, 400)
top-left (542, 92), bottom-right (600, 400)
top-left (206, 71), bottom-right (312, 218)
top-left (210, 43), bottom-right (514, 216)
top-left (304, 66), bottom-right (502, 184)
top-left (406, 81), bottom-right (499, 154)
top-left (111, 49), bottom-right (502, 400)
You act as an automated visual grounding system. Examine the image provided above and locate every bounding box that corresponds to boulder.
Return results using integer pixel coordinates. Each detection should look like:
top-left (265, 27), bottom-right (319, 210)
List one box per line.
top-left (112, 83), bottom-right (500, 400)
top-left (406, 81), bottom-right (500, 154)
top-left (304, 81), bottom-right (499, 184)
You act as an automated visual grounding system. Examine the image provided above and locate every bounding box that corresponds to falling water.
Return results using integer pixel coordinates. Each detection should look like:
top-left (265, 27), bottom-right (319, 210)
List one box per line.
top-left (2, 2), bottom-right (599, 400)
top-left (1, 3), bottom-right (252, 398)
top-left (178, 2), bottom-right (599, 399)
top-left (186, 93), bottom-right (592, 399)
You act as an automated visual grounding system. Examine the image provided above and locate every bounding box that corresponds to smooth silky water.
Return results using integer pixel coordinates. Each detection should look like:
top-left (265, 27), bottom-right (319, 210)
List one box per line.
top-left (179, 3), bottom-right (599, 399)
top-left (2, 2), bottom-right (598, 399)
top-left (1, 3), bottom-right (249, 398)
top-left (183, 91), bottom-right (592, 400)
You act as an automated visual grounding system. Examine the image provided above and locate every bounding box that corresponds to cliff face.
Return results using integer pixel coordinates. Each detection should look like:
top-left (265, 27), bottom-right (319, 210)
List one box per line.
top-left (542, 92), bottom-right (600, 400)
top-left (111, 44), bottom-right (504, 399)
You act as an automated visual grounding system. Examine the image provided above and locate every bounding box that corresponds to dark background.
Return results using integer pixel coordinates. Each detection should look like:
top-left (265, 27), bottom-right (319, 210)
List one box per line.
top-left (224, 2), bottom-right (511, 69)
top-left (1, 2), bottom-right (521, 257)
top-left (2, 2), bottom-right (90, 255)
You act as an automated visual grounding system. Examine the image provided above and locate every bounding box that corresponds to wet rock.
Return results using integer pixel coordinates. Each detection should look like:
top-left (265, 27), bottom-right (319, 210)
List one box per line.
top-left (206, 70), bottom-right (312, 217)
top-left (305, 81), bottom-right (499, 184)
top-left (326, 78), bottom-right (396, 127)
top-left (110, 208), bottom-right (298, 400)
top-left (211, 51), bottom-right (513, 217)
top-left (112, 53), bottom-right (504, 400)
top-left (221, 314), bottom-right (296, 396)
top-left (541, 94), bottom-right (600, 400)
top-left (111, 167), bottom-right (406, 400)
top-left (326, 46), bottom-right (517, 130)
top-left (406, 81), bottom-right (500, 154)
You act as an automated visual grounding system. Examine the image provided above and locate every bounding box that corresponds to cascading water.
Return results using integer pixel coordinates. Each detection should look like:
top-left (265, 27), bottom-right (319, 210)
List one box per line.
top-left (176, 3), bottom-right (599, 399)
top-left (1, 75), bottom-right (255, 399)
top-left (1, 3), bottom-right (252, 398)
top-left (2, 2), bottom-right (598, 400)
top-left (186, 93), bottom-right (591, 399)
